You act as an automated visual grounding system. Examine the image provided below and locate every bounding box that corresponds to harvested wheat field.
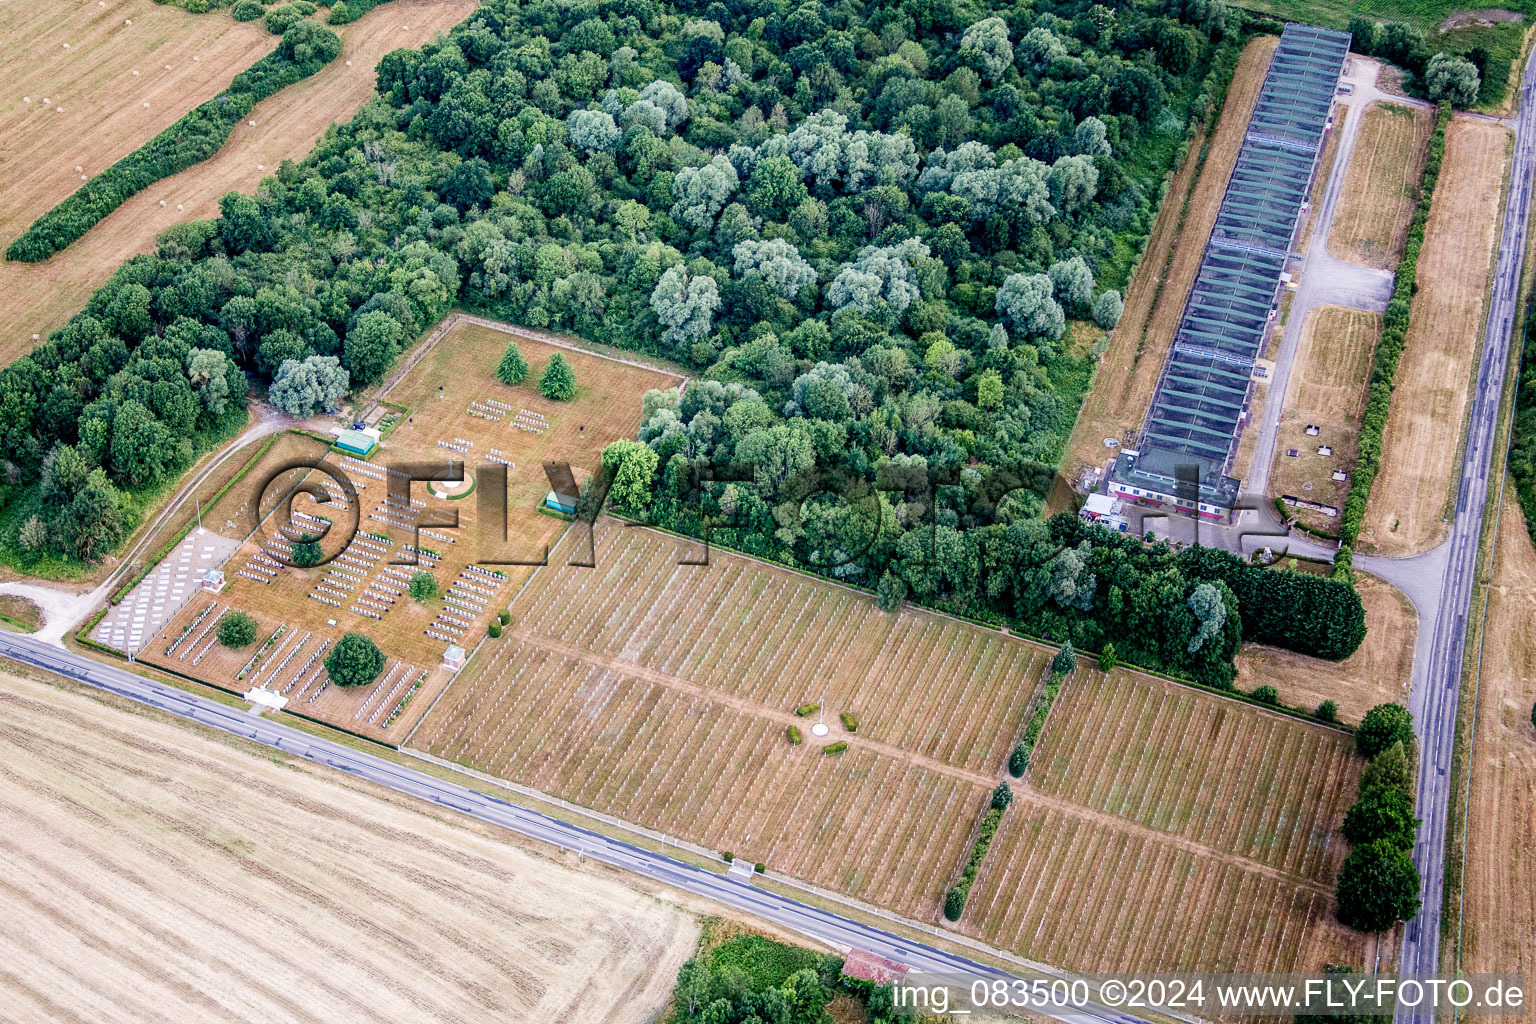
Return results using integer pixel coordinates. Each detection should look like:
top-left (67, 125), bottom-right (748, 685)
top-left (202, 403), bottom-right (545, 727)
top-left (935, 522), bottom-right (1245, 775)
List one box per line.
top-left (1328, 102), bottom-right (1434, 269)
top-left (0, 0), bottom-right (273, 244)
top-left (415, 519), bottom-right (1369, 973)
top-left (1059, 35), bottom-right (1278, 488)
top-left (0, 667), bottom-right (698, 1024)
top-left (1458, 497), bottom-right (1536, 979)
top-left (961, 667), bottom-right (1369, 974)
top-left (1236, 572), bottom-right (1415, 724)
top-left (1267, 306), bottom-right (1381, 532)
top-left (1360, 116), bottom-right (1510, 556)
top-left (0, 0), bottom-right (478, 366)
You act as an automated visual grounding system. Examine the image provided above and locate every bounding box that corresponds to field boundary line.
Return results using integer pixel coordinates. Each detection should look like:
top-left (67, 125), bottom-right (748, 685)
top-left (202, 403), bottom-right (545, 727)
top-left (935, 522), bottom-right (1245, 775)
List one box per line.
top-left (395, 744), bottom-right (1206, 1023)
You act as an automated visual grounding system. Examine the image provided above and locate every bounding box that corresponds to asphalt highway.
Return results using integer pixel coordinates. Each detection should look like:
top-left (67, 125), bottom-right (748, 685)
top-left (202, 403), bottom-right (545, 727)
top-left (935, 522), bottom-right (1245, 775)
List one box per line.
top-left (0, 632), bottom-right (1157, 1024)
top-left (1395, 57), bottom-right (1536, 1014)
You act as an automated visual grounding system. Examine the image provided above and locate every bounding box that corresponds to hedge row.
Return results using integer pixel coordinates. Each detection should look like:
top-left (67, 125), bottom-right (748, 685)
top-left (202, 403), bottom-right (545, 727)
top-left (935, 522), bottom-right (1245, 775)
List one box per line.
top-left (5, 21), bottom-right (343, 262)
top-left (943, 803), bottom-right (1006, 921)
top-left (328, 0), bottom-right (392, 24)
top-left (1009, 670), bottom-right (1064, 777)
top-left (1506, 271), bottom-right (1536, 541)
top-left (1335, 102), bottom-right (1453, 569)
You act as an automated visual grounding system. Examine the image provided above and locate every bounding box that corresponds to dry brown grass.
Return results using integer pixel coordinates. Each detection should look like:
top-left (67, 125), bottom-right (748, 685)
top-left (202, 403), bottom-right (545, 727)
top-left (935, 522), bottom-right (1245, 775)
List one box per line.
top-left (1328, 102), bottom-right (1434, 270)
top-left (0, 666), bottom-right (698, 1023)
top-left (415, 519), bottom-right (1369, 975)
top-left (1058, 35), bottom-right (1278, 488)
top-left (0, 594), bottom-right (43, 631)
top-left (0, 0), bottom-right (478, 367)
top-left (1267, 307), bottom-right (1382, 532)
top-left (1235, 571), bottom-right (1415, 724)
top-left (1361, 116), bottom-right (1511, 556)
top-left (1460, 497), bottom-right (1536, 978)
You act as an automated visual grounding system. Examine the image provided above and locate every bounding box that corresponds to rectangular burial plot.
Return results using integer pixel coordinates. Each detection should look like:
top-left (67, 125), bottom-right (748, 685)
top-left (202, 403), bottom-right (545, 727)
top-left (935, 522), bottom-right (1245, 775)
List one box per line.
top-left (414, 518), bottom-right (1057, 916)
top-left (1327, 101), bottom-right (1435, 270)
top-left (1361, 116), bottom-right (1511, 555)
top-left (1028, 667), bottom-right (1358, 880)
top-left (955, 668), bottom-right (1368, 974)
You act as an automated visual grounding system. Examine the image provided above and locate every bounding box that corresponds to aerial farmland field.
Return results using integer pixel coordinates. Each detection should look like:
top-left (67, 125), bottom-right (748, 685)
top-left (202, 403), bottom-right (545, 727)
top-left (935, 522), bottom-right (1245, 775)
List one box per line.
top-left (0, 0), bottom-right (477, 365)
top-left (411, 519), bottom-right (1371, 974)
top-left (0, 667), bottom-right (698, 1023)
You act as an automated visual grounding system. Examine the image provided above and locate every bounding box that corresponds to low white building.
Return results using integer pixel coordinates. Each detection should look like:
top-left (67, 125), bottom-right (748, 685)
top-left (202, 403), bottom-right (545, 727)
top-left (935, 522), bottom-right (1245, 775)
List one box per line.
top-left (1080, 493), bottom-right (1130, 532)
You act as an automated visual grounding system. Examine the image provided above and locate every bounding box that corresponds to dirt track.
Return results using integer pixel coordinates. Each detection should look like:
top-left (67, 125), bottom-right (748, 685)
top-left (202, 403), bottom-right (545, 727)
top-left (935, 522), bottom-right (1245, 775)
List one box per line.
top-left (0, 666), bottom-right (698, 1023)
top-left (0, 0), bottom-right (478, 366)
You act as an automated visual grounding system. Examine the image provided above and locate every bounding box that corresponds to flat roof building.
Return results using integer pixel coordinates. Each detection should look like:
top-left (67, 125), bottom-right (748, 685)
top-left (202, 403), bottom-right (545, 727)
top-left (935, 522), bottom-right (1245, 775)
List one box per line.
top-left (1111, 24), bottom-right (1350, 519)
top-left (335, 428), bottom-right (377, 457)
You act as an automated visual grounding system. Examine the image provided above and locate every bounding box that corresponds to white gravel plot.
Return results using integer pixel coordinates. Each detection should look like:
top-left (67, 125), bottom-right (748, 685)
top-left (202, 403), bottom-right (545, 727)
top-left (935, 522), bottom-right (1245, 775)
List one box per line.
top-left (93, 528), bottom-right (240, 652)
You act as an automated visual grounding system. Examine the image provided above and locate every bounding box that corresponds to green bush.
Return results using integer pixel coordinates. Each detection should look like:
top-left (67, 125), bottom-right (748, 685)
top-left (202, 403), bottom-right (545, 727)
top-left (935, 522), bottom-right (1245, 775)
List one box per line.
top-left (794, 702), bottom-right (818, 717)
top-left (1098, 641), bottom-right (1118, 671)
top-left (291, 535), bottom-right (322, 567)
top-left (291, 0), bottom-right (316, 13)
top-left (539, 352), bottom-right (578, 400)
top-left (838, 711), bottom-right (857, 732)
top-left (263, 3), bottom-right (305, 33)
top-left (1008, 743), bottom-right (1028, 777)
top-left (991, 782), bottom-right (1012, 809)
top-left (497, 341), bottom-right (529, 384)
top-left (6, 20), bottom-right (342, 261)
top-left (217, 611), bottom-right (257, 648)
top-left (327, 1), bottom-right (355, 23)
top-left (943, 886), bottom-right (966, 921)
top-left (231, 0), bottom-right (264, 20)
top-left (785, 725), bottom-right (801, 745)
top-left (822, 741), bottom-right (848, 755)
top-left (1316, 699), bottom-right (1339, 724)
top-left (1251, 684), bottom-right (1279, 705)
top-left (722, 851), bottom-right (734, 862)
top-left (1357, 703), bottom-right (1414, 758)
top-left (488, 621), bottom-right (502, 638)
top-left (498, 609), bottom-right (511, 625)
top-left (185, 0), bottom-right (210, 12)
top-left (324, 632), bottom-right (384, 687)
top-left (754, 861), bottom-right (765, 873)
top-left (408, 571), bottom-right (438, 602)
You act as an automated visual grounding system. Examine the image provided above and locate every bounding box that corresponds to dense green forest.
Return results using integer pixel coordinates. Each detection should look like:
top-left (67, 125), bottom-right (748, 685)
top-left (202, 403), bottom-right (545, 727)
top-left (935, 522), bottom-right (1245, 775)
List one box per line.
top-left (0, 0), bottom-right (1364, 675)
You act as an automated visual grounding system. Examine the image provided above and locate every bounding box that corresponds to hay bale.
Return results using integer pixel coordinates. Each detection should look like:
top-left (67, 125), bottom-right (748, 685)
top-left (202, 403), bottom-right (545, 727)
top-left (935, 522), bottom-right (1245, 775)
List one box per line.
top-left (131, 70), bottom-right (139, 77)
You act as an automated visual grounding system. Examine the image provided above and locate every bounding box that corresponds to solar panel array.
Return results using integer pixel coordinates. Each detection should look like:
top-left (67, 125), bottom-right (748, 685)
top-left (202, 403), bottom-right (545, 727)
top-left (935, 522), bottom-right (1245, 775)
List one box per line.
top-left (1115, 23), bottom-right (1351, 508)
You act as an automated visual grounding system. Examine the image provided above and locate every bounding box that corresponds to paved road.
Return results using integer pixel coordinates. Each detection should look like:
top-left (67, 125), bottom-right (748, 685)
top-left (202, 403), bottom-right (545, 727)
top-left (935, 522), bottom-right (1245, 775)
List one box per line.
top-left (0, 632), bottom-right (1158, 1024)
top-left (1395, 52), bottom-right (1536, 1016)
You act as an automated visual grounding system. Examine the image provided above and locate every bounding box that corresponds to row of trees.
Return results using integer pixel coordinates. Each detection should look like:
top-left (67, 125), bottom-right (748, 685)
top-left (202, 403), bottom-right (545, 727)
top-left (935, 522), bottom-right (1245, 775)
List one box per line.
top-left (1334, 704), bottom-right (1422, 933)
